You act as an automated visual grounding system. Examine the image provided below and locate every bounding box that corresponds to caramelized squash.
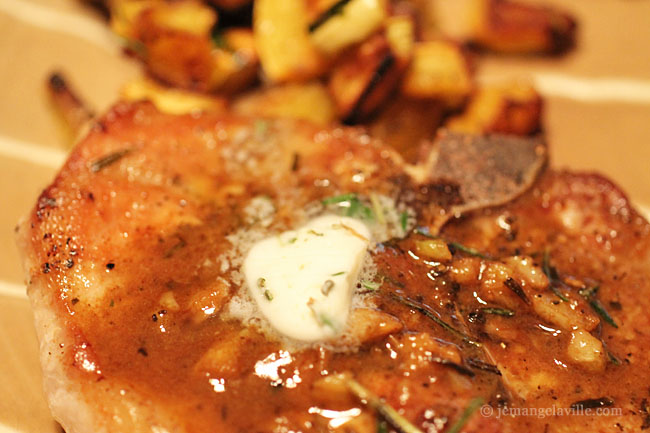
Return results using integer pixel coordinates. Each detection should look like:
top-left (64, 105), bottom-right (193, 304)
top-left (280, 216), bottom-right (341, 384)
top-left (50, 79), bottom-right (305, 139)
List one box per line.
top-left (253, 0), bottom-right (325, 82)
top-left (401, 40), bottom-right (474, 108)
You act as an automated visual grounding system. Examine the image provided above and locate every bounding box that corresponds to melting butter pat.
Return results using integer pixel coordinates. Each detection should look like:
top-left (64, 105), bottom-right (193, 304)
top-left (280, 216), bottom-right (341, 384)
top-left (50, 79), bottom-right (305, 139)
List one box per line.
top-left (243, 215), bottom-right (370, 342)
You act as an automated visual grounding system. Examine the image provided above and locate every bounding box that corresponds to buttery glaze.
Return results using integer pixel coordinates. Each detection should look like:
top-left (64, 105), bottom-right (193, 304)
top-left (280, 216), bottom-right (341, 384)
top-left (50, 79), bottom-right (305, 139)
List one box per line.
top-left (18, 102), bottom-right (650, 433)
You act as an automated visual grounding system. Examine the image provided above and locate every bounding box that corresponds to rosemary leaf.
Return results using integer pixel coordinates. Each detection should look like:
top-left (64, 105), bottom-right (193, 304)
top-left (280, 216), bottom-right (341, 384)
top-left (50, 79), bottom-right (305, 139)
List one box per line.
top-left (389, 293), bottom-right (481, 347)
top-left (551, 286), bottom-right (570, 302)
top-left (446, 397), bottom-right (485, 433)
top-left (90, 148), bottom-right (131, 172)
top-left (400, 212), bottom-right (408, 233)
top-left (480, 307), bottom-right (515, 317)
top-left (346, 378), bottom-right (424, 433)
top-left (504, 278), bottom-right (530, 305)
top-left (448, 242), bottom-right (489, 259)
top-left (578, 286), bottom-right (619, 328)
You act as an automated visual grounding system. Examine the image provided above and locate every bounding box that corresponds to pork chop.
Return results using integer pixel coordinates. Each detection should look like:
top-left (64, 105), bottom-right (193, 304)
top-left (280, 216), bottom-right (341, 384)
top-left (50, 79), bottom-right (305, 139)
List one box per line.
top-left (16, 102), bottom-right (650, 433)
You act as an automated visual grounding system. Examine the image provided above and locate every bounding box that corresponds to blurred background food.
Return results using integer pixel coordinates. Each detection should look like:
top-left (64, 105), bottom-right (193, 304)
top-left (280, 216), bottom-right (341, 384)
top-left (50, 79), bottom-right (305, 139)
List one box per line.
top-left (0, 0), bottom-right (649, 432)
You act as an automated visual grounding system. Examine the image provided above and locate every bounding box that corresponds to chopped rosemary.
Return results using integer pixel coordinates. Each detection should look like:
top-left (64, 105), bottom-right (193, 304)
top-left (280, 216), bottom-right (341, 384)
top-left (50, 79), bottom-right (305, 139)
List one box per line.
top-left (551, 286), bottom-right (570, 302)
top-left (542, 249), bottom-right (569, 302)
top-left (288, 237), bottom-right (298, 244)
top-left (570, 397), bottom-right (614, 410)
top-left (322, 193), bottom-right (358, 205)
top-left (257, 277), bottom-right (266, 289)
top-left (264, 290), bottom-right (273, 301)
top-left (446, 397), bottom-right (484, 433)
top-left (318, 313), bottom-right (336, 330)
top-left (361, 280), bottom-right (381, 292)
top-left (480, 307), bottom-right (515, 317)
top-left (322, 193), bottom-right (373, 219)
top-left (448, 242), bottom-right (489, 259)
top-left (163, 236), bottom-right (186, 258)
top-left (504, 278), bottom-right (530, 305)
top-left (331, 271), bottom-right (346, 276)
top-left (389, 293), bottom-right (482, 347)
top-left (465, 358), bottom-right (502, 376)
top-left (346, 378), bottom-right (424, 433)
top-left (308, 229), bottom-right (324, 236)
top-left (578, 286), bottom-right (619, 328)
top-left (400, 211), bottom-right (408, 233)
top-left (90, 148), bottom-right (131, 172)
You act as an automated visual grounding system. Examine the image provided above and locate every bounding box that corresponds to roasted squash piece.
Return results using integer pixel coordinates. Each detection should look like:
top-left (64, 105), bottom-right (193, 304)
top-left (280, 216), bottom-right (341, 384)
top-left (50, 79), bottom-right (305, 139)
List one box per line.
top-left (109, 0), bottom-right (156, 40)
top-left (401, 40), bottom-right (474, 108)
top-left (472, 0), bottom-right (576, 55)
top-left (445, 82), bottom-right (542, 136)
top-left (122, 1), bottom-right (257, 93)
top-left (427, 0), bottom-right (576, 55)
top-left (209, 28), bottom-right (259, 94)
top-left (253, 0), bottom-right (326, 82)
top-left (308, 0), bottom-right (388, 55)
top-left (385, 14), bottom-right (415, 65)
top-left (328, 33), bottom-right (404, 123)
top-left (232, 81), bottom-right (336, 125)
top-left (121, 78), bottom-right (228, 114)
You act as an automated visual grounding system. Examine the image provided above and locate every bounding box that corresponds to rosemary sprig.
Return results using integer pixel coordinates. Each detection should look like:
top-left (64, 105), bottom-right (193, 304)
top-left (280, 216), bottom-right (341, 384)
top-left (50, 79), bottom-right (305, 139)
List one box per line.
top-left (542, 249), bottom-right (569, 302)
top-left (346, 378), bottom-right (424, 433)
top-left (389, 293), bottom-right (481, 347)
top-left (446, 397), bottom-right (485, 433)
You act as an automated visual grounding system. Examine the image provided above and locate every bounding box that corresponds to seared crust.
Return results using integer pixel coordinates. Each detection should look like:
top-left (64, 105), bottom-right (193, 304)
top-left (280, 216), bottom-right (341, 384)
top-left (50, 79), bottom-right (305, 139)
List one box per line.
top-left (17, 102), bottom-right (650, 433)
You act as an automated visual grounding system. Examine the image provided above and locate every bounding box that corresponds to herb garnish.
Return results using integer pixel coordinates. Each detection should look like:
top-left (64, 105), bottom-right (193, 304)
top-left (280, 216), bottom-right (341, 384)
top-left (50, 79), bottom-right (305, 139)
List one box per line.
top-left (322, 193), bottom-right (373, 219)
top-left (257, 278), bottom-right (273, 301)
top-left (578, 286), bottom-right (619, 328)
top-left (570, 397), bottom-right (614, 410)
top-left (400, 212), bottom-right (409, 233)
top-left (90, 148), bottom-right (132, 173)
top-left (466, 358), bottom-right (502, 376)
top-left (346, 378), bottom-right (424, 433)
top-left (542, 249), bottom-right (569, 302)
top-left (504, 277), bottom-right (530, 305)
top-left (389, 293), bottom-right (482, 347)
top-left (331, 271), bottom-right (345, 276)
top-left (446, 397), bottom-right (484, 433)
top-left (308, 229), bottom-right (324, 236)
top-left (360, 280), bottom-right (381, 292)
top-left (480, 307), bottom-right (515, 317)
top-left (448, 242), bottom-right (490, 259)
